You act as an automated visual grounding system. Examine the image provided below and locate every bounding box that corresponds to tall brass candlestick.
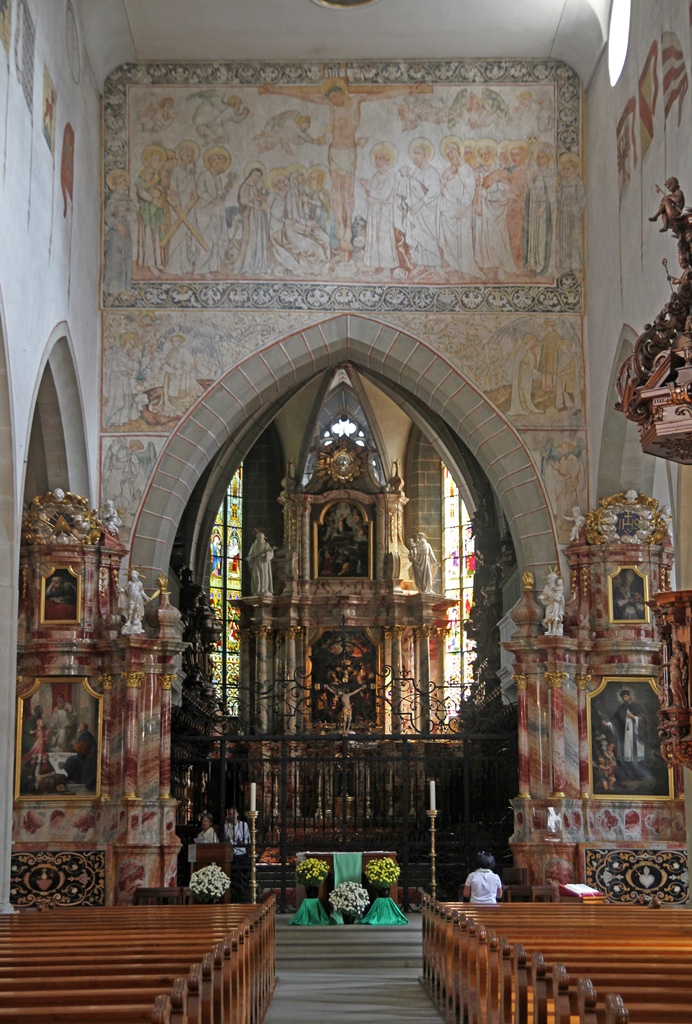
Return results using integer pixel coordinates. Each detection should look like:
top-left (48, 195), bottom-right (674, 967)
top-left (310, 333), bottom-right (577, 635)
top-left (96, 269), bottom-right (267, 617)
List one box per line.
top-left (247, 809), bottom-right (259, 904)
top-left (426, 808), bottom-right (438, 900)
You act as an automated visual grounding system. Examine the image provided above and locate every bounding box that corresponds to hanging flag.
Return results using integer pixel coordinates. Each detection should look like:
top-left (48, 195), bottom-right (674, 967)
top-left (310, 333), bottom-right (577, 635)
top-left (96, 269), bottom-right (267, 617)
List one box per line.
top-left (638, 40), bottom-right (659, 160)
top-left (616, 96), bottom-right (637, 201)
top-left (662, 31), bottom-right (688, 126)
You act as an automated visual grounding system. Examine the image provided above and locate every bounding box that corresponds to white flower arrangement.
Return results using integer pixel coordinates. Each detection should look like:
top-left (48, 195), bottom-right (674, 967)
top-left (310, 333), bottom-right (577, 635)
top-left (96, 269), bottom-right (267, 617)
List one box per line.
top-left (189, 863), bottom-right (231, 903)
top-left (328, 881), bottom-right (371, 917)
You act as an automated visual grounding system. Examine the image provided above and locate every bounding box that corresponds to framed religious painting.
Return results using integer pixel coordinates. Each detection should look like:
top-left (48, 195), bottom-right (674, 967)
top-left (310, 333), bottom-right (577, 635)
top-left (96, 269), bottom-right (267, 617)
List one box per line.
top-left (15, 677), bottom-right (102, 799)
top-left (40, 565), bottom-right (81, 624)
top-left (586, 676), bottom-right (672, 799)
top-left (313, 500), bottom-right (372, 579)
top-left (308, 627), bottom-right (380, 732)
top-left (607, 565), bottom-right (649, 624)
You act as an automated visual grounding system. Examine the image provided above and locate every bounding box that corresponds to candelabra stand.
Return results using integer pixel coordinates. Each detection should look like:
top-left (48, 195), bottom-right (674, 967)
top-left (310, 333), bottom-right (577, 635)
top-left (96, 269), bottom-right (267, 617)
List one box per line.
top-left (248, 810), bottom-right (259, 904)
top-left (426, 809), bottom-right (438, 900)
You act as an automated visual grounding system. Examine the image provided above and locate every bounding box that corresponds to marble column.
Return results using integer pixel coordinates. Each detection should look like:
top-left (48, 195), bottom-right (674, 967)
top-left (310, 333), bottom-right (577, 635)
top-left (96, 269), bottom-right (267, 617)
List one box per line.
top-left (418, 626), bottom-right (432, 733)
top-left (391, 626), bottom-right (404, 734)
top-left (123, 671), bottom-right (143, 800)
top-left (239, 628), bottom-right (251, 730)
top-left (513, 673), bottom-right (530, 798)
top-left (546, 670), bottom-right (568, 797)
top-left (575, 673), bottom-right (591, 798)
top-left (433, 627), bottom-right (447, 727)
top-left (300, 498), bottom-right (311, 581)
top-left (284, 627), bottom-right (297, 735)
top-left (255, 626), bottom-right (272, 733)
top-left (100, 673), bottom-right (113, 800)
top-left (159, 673), bottom-right (175, 799)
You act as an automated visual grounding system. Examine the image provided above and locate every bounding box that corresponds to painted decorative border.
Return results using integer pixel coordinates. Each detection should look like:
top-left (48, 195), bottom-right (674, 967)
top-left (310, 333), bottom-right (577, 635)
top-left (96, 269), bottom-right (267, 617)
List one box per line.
top-left (103, 275), bottom-right (583, 315)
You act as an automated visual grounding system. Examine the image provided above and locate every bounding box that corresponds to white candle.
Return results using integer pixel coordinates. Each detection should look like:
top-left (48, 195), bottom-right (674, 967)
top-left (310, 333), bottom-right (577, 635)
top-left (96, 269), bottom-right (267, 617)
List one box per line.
top-left (250, 783), bottom-right (257, 813)
top-left (429, 780), bottom-right (436, 811)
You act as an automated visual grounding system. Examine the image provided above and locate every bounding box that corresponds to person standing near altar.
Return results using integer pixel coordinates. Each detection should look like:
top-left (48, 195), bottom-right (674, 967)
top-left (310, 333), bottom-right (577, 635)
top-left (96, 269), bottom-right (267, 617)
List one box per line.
top-left (225, 807), bottom-right (251, 901)
top-left (195, 812), bottom-right (219, 843)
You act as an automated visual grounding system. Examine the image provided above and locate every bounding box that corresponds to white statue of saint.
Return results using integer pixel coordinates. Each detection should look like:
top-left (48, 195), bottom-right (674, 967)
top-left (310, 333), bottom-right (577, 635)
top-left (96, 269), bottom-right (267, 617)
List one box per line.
top-left (247, 529), bottom-right (275, 597)
top-left (101, 499), bottom-right (122, 538)
top-left (539, 571), bottom-right (565, 636)
top-left (408, 531), bottom-right (439, 594)
top-left (118, 568), bottom-right (151, 635)
top-left (563, 505), bottom-right (586, 542)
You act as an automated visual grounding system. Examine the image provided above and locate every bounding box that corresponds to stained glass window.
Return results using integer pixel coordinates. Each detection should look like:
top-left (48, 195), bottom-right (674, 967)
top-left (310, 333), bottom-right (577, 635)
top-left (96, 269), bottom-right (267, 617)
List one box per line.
top-left (209, 466), bottom-right (243, 714)
top-left (442, 465), bottom-right (476, 713)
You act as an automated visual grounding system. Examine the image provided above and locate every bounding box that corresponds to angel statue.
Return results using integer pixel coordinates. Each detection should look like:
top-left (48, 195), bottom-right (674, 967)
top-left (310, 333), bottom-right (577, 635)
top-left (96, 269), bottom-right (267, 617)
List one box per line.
top-left (539, 570), bottom-right (565, 636)
top-left (563, 505), bottom-right (586, 543)
top-left (100, 499), bottom-right (122, 538)
top-left (119, 568), bottom-right (154, 636)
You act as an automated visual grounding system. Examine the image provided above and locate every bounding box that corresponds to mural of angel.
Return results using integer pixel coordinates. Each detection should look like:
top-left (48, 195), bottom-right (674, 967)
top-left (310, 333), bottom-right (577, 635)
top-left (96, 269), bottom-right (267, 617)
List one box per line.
top-left (253, 110), bottom-right (323, 155)
top-left (448, 87), bottom-right (511, 130)
top-left (102, 438), bottom-right (158, 527)
top-left (514, 90), bottom-right (554, 133)
top-left (186, 90), bottom-right (250, 144)
top-left (396, 94), bottom-right (449, 132)
top-left (136, 95), bottom-right (179, 133)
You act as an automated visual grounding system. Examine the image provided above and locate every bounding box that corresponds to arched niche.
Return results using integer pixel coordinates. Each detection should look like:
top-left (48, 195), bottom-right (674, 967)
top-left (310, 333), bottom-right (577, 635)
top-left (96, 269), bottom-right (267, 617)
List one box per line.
top-left (23, 328), bottom-right (91, 503)
top-left (596, 325), bottom-right (657, 500)
top-left (129, 315), bottom-right (560, 578)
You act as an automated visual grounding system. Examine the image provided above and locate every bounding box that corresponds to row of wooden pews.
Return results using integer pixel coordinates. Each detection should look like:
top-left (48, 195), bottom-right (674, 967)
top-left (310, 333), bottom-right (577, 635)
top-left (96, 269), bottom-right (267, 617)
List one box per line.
top-left (422, 896), bottom-right (692, 1024)
top-left (0, 895), bottom-right (276, 1024)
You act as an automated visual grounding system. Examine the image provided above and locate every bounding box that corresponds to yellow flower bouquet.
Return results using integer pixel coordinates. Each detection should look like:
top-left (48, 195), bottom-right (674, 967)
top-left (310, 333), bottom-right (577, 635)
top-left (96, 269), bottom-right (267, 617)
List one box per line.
top-left (364, 857), bottom-right (400, 889)
top-left (295, 857), bottom-right (330, 888)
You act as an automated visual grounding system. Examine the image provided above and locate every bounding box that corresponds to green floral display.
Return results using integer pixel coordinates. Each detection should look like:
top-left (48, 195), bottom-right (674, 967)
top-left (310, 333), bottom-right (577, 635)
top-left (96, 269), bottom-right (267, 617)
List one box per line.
top-left (364, 857), bottom-right (400, 889)
top-left (295, 857), bottom-right (330, 888)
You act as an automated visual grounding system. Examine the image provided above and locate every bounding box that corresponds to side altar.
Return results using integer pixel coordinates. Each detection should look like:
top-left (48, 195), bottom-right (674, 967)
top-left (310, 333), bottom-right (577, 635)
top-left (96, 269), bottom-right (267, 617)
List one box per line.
top-left (11, 490), bottom-right (185, 907)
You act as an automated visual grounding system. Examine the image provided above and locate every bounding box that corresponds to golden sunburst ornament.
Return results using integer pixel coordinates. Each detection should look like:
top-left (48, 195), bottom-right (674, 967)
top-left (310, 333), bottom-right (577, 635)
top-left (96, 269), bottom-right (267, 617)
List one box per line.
top-left (316, 444), bottom-right (365, 483)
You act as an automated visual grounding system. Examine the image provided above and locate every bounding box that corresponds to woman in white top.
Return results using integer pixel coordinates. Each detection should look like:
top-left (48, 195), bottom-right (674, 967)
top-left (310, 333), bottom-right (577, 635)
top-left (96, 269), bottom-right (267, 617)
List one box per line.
top-left (195, 812), bottom-right (219, 844)
top-left (463, 851), bottom-right (503, 904)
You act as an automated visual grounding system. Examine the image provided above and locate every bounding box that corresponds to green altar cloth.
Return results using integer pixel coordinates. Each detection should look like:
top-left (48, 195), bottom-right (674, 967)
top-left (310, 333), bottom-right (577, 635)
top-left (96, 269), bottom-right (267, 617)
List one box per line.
top-left (329, 851), bottom-right (363, 924)
top-left (288, 897), bottom-right (331, 926)
top-left (360, 896), bottom-right (408, 926)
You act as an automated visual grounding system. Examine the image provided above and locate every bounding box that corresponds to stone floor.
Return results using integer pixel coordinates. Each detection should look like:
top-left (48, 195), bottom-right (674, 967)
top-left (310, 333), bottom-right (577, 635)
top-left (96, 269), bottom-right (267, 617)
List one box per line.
top-left (264, 913), bottom-right (444, 1024)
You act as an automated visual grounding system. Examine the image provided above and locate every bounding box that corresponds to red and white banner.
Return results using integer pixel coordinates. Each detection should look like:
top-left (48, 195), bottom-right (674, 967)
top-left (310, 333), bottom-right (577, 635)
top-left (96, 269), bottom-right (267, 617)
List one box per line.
top-left (638, 40), bottom-right (659, 160)
top-left (662, 30), bottom-right (688, 126)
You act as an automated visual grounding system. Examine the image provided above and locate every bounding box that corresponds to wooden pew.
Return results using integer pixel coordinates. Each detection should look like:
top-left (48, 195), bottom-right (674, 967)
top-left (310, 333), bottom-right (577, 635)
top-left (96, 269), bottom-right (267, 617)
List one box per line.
top-left (0, 899), bottom-right (276, 1024)
top-left (421, 896), bottom-right (692, 1024)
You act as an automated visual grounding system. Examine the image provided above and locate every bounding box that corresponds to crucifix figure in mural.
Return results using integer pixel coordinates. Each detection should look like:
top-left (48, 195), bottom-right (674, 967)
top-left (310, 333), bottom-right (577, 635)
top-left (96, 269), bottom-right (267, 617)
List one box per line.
top-left (259, 78), bottom-right (430, 262)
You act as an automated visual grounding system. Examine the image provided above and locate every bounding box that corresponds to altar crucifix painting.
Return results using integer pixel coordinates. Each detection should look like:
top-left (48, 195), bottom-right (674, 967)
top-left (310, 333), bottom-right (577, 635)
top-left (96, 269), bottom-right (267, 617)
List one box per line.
top-left (309, 628), bottom-right (378, 732)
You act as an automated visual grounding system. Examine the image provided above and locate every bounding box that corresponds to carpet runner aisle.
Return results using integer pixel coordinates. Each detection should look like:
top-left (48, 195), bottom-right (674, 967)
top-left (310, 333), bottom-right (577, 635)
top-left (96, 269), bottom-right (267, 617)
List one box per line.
top-left (265, 914), bottom-right (444, 1024)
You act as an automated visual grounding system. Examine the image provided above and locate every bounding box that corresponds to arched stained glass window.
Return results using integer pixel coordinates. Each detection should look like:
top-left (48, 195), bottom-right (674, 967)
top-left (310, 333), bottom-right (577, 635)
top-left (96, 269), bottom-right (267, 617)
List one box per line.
top-left (208, 466), bottom-right (243, 714)
top-left (442, 465), bottom-right (476, 711)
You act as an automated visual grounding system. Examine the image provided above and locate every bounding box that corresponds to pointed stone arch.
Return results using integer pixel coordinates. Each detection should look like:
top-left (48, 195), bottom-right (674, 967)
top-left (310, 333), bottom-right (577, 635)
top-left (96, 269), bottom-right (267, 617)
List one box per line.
top-left (130, 315), bottom-right (559, 578)
top-left (23, 326), bottom-right (91, 503)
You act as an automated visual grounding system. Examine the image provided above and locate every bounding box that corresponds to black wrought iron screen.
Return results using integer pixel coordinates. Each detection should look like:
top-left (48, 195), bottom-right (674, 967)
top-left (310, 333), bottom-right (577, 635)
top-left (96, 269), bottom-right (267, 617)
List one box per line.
top-left (173, 722), bottom-right (517, 911)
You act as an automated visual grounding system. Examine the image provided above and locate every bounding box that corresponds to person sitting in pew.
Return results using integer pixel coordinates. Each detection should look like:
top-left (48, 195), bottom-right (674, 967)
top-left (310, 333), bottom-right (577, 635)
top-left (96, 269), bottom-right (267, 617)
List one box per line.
top-left (463, 850), bottom-right (503, 904)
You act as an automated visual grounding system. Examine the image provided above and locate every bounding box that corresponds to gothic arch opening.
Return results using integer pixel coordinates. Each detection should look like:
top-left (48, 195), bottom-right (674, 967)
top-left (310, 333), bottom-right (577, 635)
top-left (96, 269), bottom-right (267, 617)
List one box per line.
top-left (23, 329), bottom-right (90, 503)
top-left (130, 316), bottom-right (559, 579)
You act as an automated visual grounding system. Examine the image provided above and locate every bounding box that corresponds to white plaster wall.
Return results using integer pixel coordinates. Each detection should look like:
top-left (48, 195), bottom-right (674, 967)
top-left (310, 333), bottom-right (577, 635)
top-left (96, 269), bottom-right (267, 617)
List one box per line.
top-left (0, 1), bottom-right (101, 911)
top-left (585, 0), bottom-right (687, 517)
top-left (0, 1), bottom-right (101, 511)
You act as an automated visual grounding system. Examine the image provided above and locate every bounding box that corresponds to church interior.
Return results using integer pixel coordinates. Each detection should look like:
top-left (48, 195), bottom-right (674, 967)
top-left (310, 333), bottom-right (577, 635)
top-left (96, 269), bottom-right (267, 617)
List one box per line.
top-left (4, 0), bottom-right (692, 992)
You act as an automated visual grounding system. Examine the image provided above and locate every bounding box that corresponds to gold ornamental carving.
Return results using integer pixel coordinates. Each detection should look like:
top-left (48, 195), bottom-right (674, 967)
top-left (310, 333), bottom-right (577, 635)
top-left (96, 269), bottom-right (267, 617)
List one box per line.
top-left (391, 625), bottom-right (405, 640)
top-left (125, 671), bottom-right (144, 689)
top-left (315, 441), bottom-right (365, 484)
top-left (580, 566), bottom-right (589, 595)
top-left (575, 672), bottom-right (591, 691)
top-left (521, 571), bottom-right (535, 591)
top-left (22, 490), bottom-right (102, 545)
top-left (99, 566), bottom-right (109, 595)
top-left (512, 674), bottom-right (528, 691)
top-left (160, 673), bottom-right (176, 691)
top-left (99, 673), bottom-right (113, 691)
top-left (544, 671), bottom-right (568, 689)
top-left (256, 625), bottom-right (273, 641)
top-left (584, 492), bottom-right (669, 546)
